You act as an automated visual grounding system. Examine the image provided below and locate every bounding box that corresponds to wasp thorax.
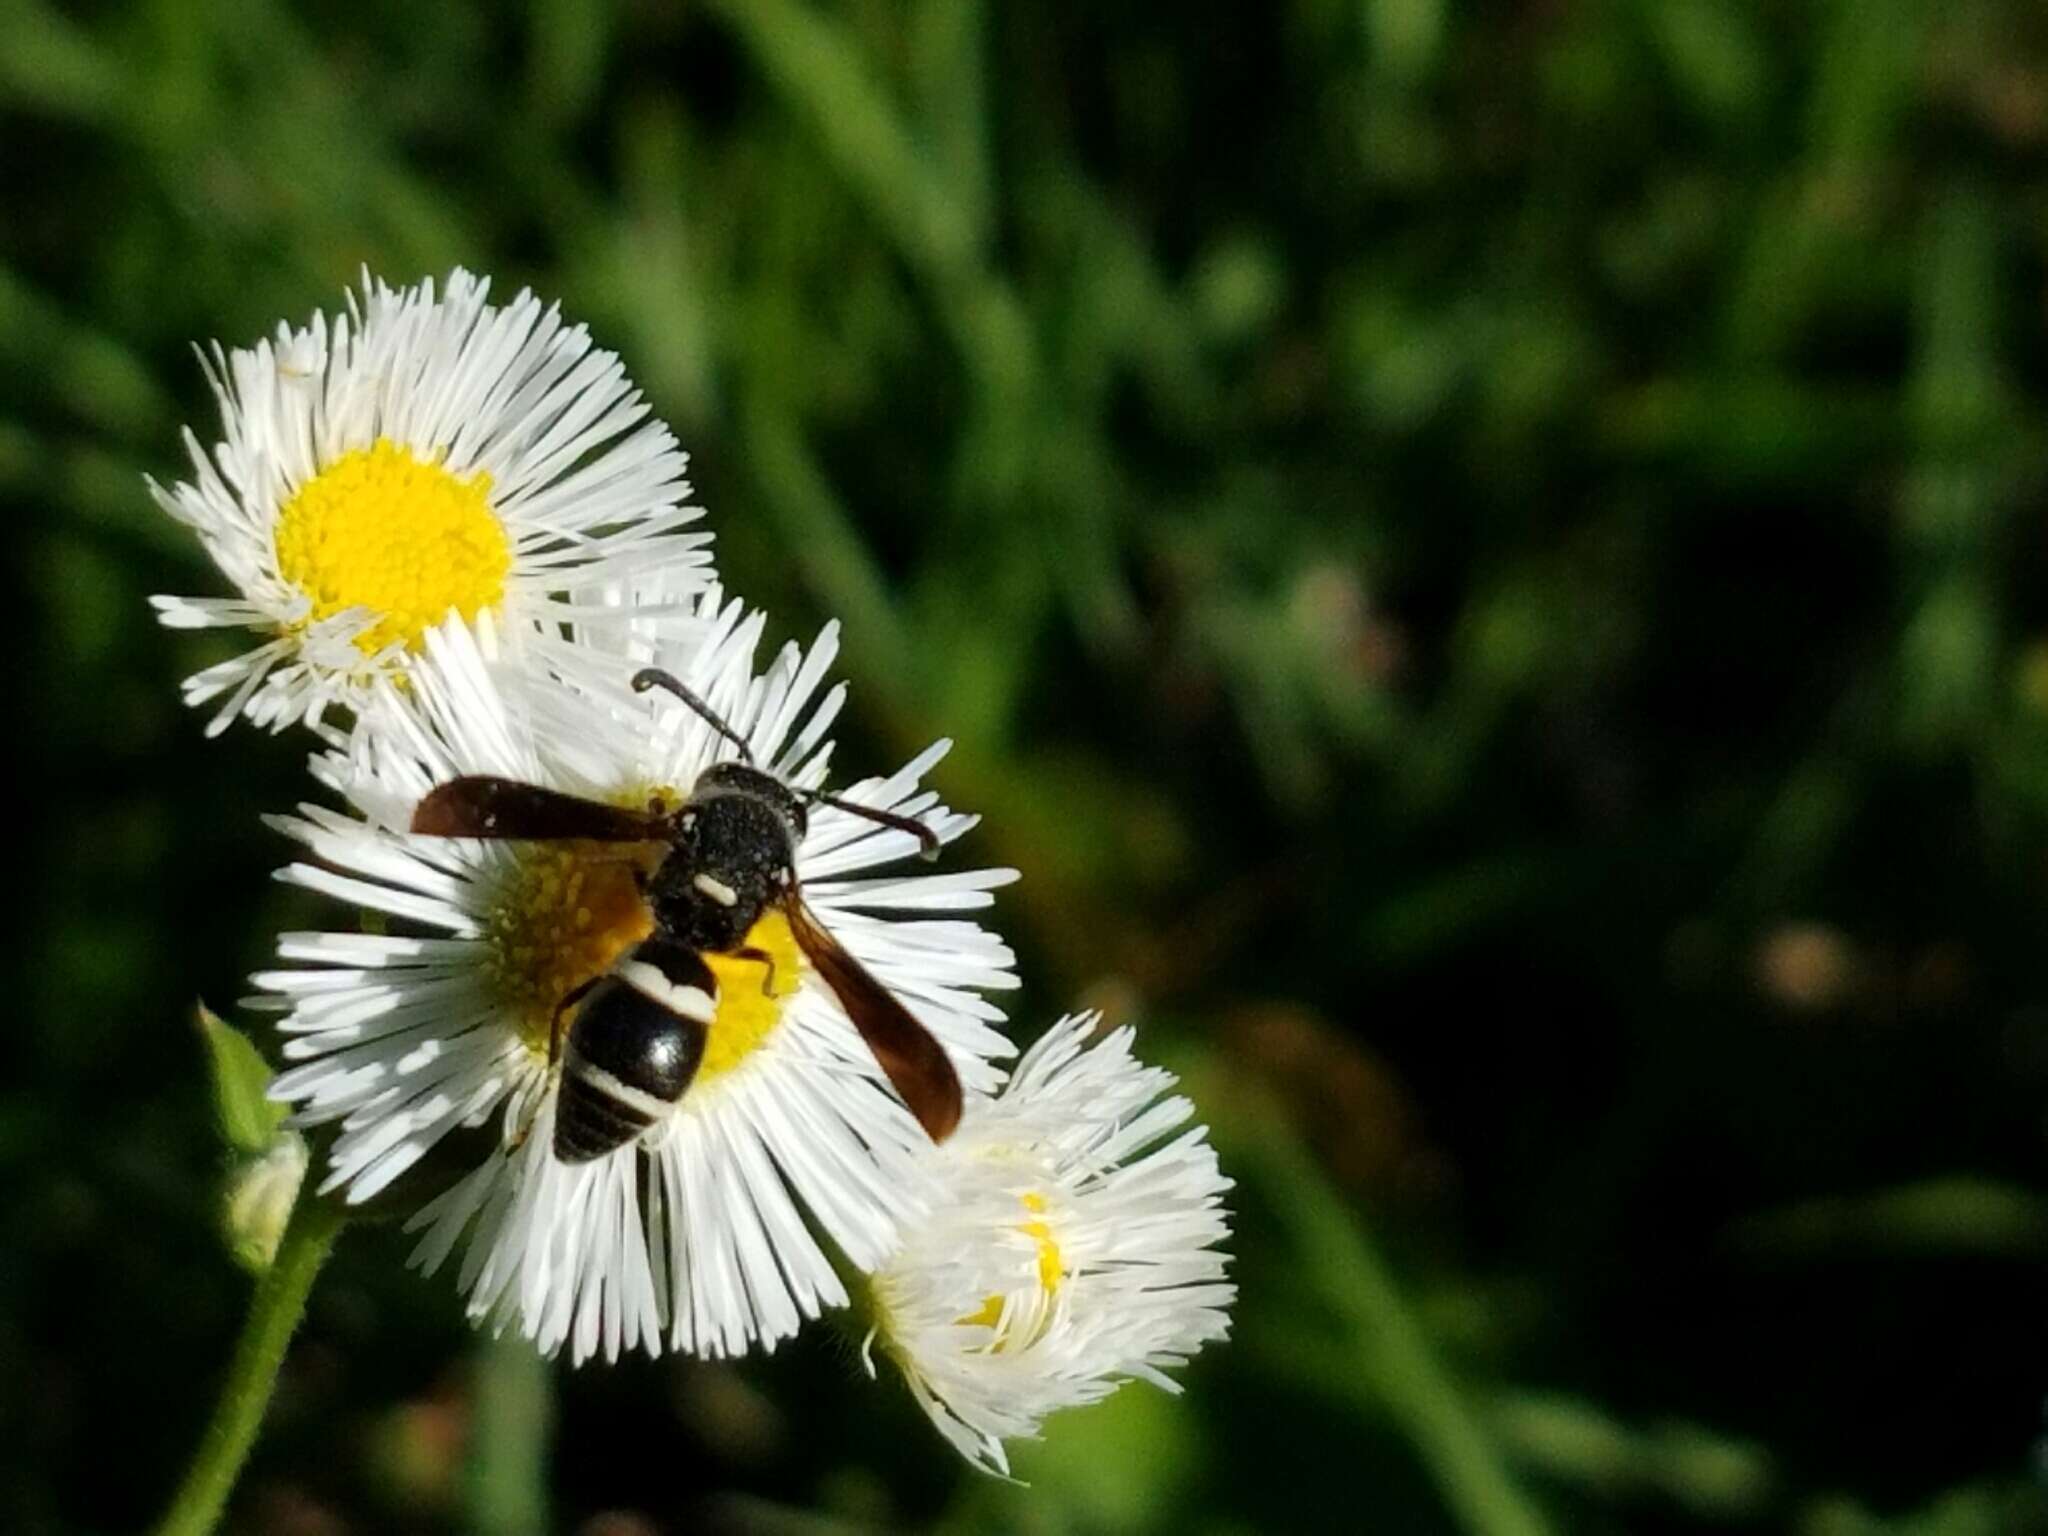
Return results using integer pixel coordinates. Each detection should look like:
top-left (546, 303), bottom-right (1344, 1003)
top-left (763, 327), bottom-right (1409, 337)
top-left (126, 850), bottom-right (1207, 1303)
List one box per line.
top-left (648, 788), bottom-right (799, 952)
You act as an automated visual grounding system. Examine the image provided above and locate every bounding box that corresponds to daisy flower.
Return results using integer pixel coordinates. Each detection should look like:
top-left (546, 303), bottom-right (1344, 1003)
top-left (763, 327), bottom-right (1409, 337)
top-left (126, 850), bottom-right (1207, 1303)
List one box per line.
top-left (864, 1014), bottom-right (1234, 1477)
top-left (149, 268), bottom-right (711, 734)
top-left (257, 601), bottom-right (1019, 1362)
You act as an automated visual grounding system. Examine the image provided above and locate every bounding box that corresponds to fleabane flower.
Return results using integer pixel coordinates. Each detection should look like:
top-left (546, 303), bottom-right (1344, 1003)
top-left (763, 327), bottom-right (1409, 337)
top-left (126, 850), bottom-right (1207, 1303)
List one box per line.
top-left (149, 268), bottom-right (711, 734)
top-left (865, 1014), bottom-right (1234, 1477)
top-left (257, 599), bottom-right (1019, 1363)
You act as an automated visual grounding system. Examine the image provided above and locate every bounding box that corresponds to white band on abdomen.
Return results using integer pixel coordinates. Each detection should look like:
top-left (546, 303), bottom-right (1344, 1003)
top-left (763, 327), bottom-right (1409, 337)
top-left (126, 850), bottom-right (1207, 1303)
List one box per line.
top-left (563, 1043), bottom-right (676, 1122)
top-left (613, 958), bottom-right (717, 1023)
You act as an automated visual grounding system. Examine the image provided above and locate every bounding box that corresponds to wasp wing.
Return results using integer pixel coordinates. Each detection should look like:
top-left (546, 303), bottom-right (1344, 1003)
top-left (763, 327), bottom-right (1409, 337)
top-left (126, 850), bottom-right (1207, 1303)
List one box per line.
top-left (411, 776), bottom-right (670, 842)
top-left (782, 896), bottom-right (963, 1142)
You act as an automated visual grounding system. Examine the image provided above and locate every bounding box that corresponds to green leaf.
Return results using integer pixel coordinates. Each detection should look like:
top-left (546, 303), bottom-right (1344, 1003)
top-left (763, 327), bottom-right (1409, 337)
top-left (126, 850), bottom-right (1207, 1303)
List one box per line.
top-left (196, 1002), bottom-right (286, 1157)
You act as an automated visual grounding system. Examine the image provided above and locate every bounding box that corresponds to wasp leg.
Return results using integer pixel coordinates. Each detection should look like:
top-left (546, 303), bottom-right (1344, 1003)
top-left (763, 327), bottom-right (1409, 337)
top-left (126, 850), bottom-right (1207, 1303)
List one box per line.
top-left (504, 1070), bottom-right (552, 1153)
top-left (505, 975), bottom-right (603, 1153)
top-left (734, 945), bottom-right (779, 998)
top-left (505, 1096), bottom-right (539, 1153)
top-left (550, 975), bottom-right (601, 1065)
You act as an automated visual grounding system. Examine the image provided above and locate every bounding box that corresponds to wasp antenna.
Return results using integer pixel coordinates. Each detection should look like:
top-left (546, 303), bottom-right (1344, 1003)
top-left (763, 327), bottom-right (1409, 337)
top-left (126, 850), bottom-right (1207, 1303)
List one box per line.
top-left (631, 667), bottom-right (754, 763)
top-left (799, 789), bottom-right (942, 861)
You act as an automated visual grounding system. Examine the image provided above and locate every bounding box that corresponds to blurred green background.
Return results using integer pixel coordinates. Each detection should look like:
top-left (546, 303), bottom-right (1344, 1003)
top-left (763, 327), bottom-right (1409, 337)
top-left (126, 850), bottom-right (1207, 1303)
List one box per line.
top-left (10, 0), bottom-right (2048, 1532)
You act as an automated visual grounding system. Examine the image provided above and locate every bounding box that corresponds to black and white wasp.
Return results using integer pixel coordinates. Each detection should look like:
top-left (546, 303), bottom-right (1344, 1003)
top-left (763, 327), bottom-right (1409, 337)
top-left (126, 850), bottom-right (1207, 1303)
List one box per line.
top-left (410, 667), bottom-right (963, 1163)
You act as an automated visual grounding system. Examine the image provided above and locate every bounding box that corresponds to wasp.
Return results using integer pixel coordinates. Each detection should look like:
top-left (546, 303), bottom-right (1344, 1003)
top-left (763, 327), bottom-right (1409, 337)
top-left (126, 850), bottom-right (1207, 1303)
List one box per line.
top-left (410, 668), bottom-right (963, 1162)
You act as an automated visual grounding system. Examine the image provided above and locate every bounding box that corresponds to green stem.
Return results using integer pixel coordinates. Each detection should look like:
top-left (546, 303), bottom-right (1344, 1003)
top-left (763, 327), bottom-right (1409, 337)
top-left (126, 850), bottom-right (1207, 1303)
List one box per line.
top-left (153, 1195), bottom-right (348, 1536)
top-left (1250, 1122), bottom-right (1553, 1536)
top-left (463, 1333), bottom-right (552, 1536)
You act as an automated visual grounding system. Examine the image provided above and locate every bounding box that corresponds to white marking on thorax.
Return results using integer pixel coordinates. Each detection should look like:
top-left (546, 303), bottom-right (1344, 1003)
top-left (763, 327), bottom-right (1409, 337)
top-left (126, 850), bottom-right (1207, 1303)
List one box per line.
top-left (693, 873), bottom-right (739, 907)
top-left (613, 959), bottom-right (717, 1023)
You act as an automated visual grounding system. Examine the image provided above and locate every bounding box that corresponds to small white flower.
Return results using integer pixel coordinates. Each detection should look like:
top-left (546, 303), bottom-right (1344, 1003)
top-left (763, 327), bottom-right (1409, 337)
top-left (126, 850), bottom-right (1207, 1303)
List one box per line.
top-left (257, 601), bottom-right (1018, 1362)
top-left (866, 1014), bottom-right (1235, 1477)
top-left (150, 268), bottom-right (712, 735)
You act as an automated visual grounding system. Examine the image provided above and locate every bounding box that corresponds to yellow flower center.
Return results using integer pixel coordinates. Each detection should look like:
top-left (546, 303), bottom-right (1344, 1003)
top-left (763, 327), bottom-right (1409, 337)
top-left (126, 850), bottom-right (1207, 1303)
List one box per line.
top-left (485, 848), bottom-right (652, 1054)
top-left (958, 1190), bottom-right (1066, 1338)
top-left (274, 438), bottom-right (509, 655)
top-left (484, 842), bottom-right (802, 1085)
top-left (697, 910), bottom-right (803, 1083)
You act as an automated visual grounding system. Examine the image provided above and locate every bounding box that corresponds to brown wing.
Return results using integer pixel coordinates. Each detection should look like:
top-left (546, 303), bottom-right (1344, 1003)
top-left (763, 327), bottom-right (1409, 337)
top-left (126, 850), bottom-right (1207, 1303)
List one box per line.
top-left (783, 896), bottom-right (962, 1142)
top-left (411, 776), bottom-right (670, 842)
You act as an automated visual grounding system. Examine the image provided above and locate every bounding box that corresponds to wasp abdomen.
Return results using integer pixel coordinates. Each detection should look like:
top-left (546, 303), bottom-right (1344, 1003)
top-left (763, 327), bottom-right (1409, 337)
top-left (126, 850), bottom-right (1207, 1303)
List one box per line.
top-left (554, 942), bottom-right (715, 1164)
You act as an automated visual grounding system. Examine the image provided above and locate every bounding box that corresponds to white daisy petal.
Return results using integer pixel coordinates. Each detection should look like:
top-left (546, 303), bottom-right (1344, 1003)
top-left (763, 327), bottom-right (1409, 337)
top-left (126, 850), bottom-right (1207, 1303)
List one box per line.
top-left (867, 1014), bottom-right (1235, 1477)
top-left (150, 268), bottom-right (714, 733)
